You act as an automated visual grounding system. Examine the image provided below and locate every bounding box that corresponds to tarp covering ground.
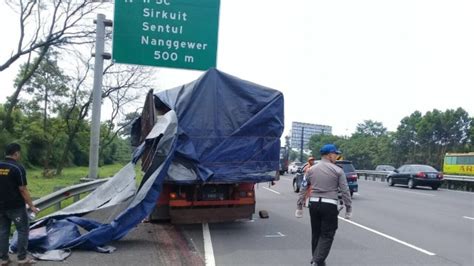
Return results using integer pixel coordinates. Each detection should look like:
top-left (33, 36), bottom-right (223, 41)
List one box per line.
top-left (10, 68), bottom-right (284, 256)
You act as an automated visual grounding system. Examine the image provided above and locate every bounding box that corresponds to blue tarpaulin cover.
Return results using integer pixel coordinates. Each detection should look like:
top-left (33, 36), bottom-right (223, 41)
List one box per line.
top-left (153, 68), bottom-right (284, 183)
top-left (10, 69), bottom-right (284, 256)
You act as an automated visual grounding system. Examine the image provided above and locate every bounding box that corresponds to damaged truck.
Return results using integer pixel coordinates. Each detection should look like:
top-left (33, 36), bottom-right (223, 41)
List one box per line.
top-left (131, 68), bottom-right (284, 224)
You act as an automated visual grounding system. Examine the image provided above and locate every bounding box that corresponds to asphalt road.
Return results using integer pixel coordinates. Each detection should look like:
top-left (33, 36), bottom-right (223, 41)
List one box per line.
top-left (183, 173), bottom-right (474, 266)
top-left (34, 173), bottom-right (474, 265)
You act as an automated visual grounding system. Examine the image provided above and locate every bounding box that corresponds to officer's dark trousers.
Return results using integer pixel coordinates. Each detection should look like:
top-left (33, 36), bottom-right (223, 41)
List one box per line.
top-left (309, 201), bottom-right (338, 265)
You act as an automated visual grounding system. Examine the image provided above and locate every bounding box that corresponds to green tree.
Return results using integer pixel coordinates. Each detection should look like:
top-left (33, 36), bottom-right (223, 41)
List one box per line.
top-left (1, 1), bottom-right (102, 131)
top-left (354, 120), bottom-right (387, 137)
top-left (393, 111), bottom-right (423, 165)
top-left (308, 134), bottom-right (345, 159)
top-left (469, 119), bottom-right (474, 151)
top-left (341, 135), bottom-right (375, 169)
top-left (15, 52), bottom-right (70, 173)
top-left (393, 108), bottom-right (472, 169)
top-left (289, 149), bottom-right (300, 162)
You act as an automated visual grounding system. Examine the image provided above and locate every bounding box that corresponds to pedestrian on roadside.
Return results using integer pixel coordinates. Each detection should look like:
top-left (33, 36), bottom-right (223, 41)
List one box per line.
top-left (0, 143), bottom-right (38, 265)
top-left (303, 156), bottom-right (316, 175)
top-left (301, 156), bottom-right (317, 206)
top-left (295, 144), bottom-right (352, 266)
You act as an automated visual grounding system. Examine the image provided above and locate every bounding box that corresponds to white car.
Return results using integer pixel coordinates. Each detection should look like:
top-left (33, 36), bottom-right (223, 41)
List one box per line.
top-left (288, 162), bottom-right (302, 174)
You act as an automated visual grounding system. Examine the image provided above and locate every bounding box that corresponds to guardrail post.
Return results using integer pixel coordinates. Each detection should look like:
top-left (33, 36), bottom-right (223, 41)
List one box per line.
top-left (53, 186), bottom-right (64, 210)
top-left (74, 194), bottom-right (81, 202)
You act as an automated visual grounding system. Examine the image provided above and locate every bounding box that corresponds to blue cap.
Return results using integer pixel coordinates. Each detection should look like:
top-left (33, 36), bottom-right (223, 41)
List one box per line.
top-left (320, 144), bottom-right (341, 155)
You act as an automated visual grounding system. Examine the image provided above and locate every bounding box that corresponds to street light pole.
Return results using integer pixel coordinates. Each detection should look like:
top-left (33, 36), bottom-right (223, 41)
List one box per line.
top-left (300, 127), bottom-right (304, 162)
top-left (88, 13), bottom-right (112, 179)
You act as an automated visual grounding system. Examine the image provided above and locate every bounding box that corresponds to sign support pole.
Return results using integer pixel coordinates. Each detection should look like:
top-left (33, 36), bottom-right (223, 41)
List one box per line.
top-left (88, 13), bottom-right (112, 179)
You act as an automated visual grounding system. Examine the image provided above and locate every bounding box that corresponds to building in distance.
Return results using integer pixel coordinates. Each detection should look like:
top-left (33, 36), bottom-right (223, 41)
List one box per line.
top-left (290, 121), bottom-right (332, 149)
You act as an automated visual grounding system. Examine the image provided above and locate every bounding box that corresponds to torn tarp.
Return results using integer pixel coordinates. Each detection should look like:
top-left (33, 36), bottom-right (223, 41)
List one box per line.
top-left (10, 68), bottom-right (284, 257)
top-left (10, 110), bottom-right (178, 254)
top-left (132, 68), bottom-right (285, 184)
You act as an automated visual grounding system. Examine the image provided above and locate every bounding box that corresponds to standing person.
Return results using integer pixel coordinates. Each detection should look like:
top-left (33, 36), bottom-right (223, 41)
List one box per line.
top-left (0, 143), bottom-right (38, 265)
top-left (301, 156), bottom-right (317, 203)
top-left (295, 144), bottom-right (352, 266)
top-left (303, 156), bottom-right (316, 175)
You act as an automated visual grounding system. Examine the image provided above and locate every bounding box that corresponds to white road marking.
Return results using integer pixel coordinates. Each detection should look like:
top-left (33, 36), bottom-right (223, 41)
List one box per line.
top-left (463, 216), bottom-right (474, 220)
top-left (439, 189), bottom-right (474, 195)
top-left (338, 217), bottom-right (436, 256)
top-left (265, 232), bottom-right (286, 238)
top-left (263, 187), bottom-right (281, 195)
top-left (202, 223), bottom-right (216, 266)
top-left (388, 188), bottom-right (435, 197)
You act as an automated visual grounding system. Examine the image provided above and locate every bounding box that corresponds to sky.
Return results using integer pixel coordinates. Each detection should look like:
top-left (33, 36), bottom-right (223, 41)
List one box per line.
top-left (0, 0), bottom-right (473, 138)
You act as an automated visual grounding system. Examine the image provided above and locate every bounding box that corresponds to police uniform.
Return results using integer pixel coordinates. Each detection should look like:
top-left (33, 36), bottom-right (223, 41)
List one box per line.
top-left (297, 157), bottom-right (352, 266)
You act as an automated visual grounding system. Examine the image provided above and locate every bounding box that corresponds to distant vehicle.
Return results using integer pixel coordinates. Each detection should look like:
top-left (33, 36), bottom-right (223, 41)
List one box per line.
top-left (387, 164), bottom-right (444, 190)
top-left (289, 162), bottom-right (302, 174)
top-left (443, 153), bottom-right (474, 176)
top-left (375, 165), bottom-right (396, 172)
top-left (292, 160), bottom-right (359, 195)
top-left (335, 160), bottom-right (358, 197)
top-left (279, 147), bottom-right (289, 175)
top-left (292, 162), bottom-right (308, 193)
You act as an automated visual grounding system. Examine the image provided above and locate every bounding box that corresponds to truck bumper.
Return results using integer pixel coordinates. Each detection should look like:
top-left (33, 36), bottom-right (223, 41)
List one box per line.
top-left (169, 204), bottom-right (255, 224)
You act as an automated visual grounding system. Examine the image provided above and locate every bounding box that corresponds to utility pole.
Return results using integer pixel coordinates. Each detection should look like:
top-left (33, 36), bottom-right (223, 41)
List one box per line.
top-left (88, 13), bottom-right (112, 179)
top-left (300, 127), bottom-right (304, 162)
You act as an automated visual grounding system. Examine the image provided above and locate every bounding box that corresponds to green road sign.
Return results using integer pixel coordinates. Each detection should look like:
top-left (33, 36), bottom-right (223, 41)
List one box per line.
top-left (113, 0), bottom-right (220, 71)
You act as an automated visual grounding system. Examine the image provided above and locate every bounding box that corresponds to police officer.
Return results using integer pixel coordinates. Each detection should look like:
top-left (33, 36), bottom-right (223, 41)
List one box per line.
top-left (0, 143), bottom-right (38, 264)
top-left (295, 144), bottom-right (352, 266)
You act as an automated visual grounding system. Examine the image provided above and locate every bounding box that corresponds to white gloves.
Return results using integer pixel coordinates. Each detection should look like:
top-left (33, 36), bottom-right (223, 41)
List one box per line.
top-left (344, 211), bottom-right (352, 220)
top-left (295, 209), bottom-right (303, 218)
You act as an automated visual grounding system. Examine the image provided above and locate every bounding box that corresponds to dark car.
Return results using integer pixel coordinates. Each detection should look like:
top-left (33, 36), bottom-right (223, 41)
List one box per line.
top-left (292, 162), bottom-right (309, 193)
top-left (335, 160), bottom-right (358, 197)
top-left (375, 165), bottom-right (395, 172)
top-left (387, 164), bottom-right (443, 190)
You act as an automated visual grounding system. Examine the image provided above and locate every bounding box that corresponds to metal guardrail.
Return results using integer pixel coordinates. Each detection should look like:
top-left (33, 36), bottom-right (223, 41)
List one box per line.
top-left (442, 174), bottom-right (474, 181)
top-left (33, 178), bottom-right (110, 213)
top-left (356, 170), bottom-right (474, 191)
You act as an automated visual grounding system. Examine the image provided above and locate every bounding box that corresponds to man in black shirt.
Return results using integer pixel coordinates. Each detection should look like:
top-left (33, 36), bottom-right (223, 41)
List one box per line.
top-left (0, 143), bottom-right (38, 264)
